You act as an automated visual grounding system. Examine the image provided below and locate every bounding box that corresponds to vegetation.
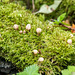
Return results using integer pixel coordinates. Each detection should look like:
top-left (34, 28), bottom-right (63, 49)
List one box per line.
top-left (45, 0), bottom-right (75, 24)
top-left (0, 1), bottom-right (75, 75)
top-left (16, 64), bottom-right (40, 75)
top-left (62, 66), bottom-right (75, 75)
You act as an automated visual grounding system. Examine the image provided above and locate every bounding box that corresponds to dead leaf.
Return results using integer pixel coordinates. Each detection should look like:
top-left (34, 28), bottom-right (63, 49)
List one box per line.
top-left (71, 24), bottom-right (75, 33)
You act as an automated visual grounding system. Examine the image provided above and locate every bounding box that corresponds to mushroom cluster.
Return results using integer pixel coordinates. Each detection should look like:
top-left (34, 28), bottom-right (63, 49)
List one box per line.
top-left (13, 24), bottom-right (42, 35)
top-left (33, 49), bottom-right (44, 62)
top-left (13, 24), bottom-right (44, 62)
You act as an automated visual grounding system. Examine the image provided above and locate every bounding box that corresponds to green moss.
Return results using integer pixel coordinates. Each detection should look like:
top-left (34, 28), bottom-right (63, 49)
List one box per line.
top-left (0, 2), bottom-right (75, 75)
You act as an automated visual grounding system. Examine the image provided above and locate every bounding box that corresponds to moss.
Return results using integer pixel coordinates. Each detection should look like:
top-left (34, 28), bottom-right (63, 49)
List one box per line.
top-left (0, 2), bottom-right (75, 75)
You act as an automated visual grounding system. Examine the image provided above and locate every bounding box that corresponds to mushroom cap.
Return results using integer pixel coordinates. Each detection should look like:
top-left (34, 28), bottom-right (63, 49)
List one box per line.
top-left (67, 39), bottom-right (72, 44)
top-left (26, 24), bottom-right (31, 30)
top-left (19, 30), bottom-right (23, 34)
top-left (33, 50), bottom-right (38, 54)
top-left (70, 34), bottom-right (73, 38)
top-left (13, 24), bottom-right (19, 30)
top-left (38, 57), bottom-right (44, 62)
top-left (23, 30), bottom-right (26, 34)
top-left (36, 28), bottom-right (42, 34)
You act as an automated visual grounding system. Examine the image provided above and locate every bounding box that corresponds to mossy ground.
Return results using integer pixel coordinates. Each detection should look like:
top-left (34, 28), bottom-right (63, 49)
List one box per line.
top-left (0, 2), bottom-right (75, 75)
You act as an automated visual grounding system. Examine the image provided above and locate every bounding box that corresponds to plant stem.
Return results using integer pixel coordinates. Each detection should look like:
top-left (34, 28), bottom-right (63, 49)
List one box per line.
top-left (32, 0), bottom-right (35, 12)
top-left (51, 19), bottom-right (75, 30)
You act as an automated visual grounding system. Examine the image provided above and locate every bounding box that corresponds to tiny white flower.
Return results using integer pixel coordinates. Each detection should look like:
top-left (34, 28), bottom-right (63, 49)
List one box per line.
top-left (33, 50), bottom-right (38, 55)
top-left (67, 39), bottom-right (72, 44)
top-left (36, 28), bottom-right (42, 34)
top-left (23, 30), bottom-right (26, 34)
top-left (19, 30), bottom-right (23, 34)
top-left (70, 34), bottom-right (73, 38)
top-left (38, 57), bottom-right (44, 62)
top-left (13, 24), bottom-right (19, 30)
top-left (26, 24), bottom-right (31, 30)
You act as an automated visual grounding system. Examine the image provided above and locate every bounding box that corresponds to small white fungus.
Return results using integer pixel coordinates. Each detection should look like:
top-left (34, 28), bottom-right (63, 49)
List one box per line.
top-left (70, 34), bottom-right (73, 38)
top-left (33, 50), bottom-right (38, 55)
top-left (26, 24), bottom-right (31, 30)
top-left (13, 24), bottom-right (19, 30)
top-left (36, 28), bottom-right (42, 34)
top-left (38, 57), bottom-right (44, 62)
top-left (23, 30), bottom-right (26, 34)
top-left (67, 39), bottom-right (72, 44)
top-left (19, 30), bottom-right (23, 34)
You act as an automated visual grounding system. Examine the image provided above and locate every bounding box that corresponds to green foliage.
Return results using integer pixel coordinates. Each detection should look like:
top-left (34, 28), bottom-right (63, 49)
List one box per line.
top-left (35, 0), bottom-right (54, 9)
top-left (57, 13), bottom-right (66, 22)
top-left (16, 64), bottom-right (40, 75)
top-left (0, 2), bottom-right (75, 75)
top-left (54, 13), bottom-right (66, 24)
top-left (62, 66), bottom-right (75, 75)
top-left (35, 0), bottom-right (62, 14)
top-left (48, 0), bottom-right (75, 24)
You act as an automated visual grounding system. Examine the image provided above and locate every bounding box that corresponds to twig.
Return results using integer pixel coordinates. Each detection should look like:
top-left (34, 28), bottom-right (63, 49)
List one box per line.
top-left (59, 23), bottom-right (75, 30)
top-left (51, 19), bottom-right (75, 30)
top-left (32, 0), bottom-right (35, 12)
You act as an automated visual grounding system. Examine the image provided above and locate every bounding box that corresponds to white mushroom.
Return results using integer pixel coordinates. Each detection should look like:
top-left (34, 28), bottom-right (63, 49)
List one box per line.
top-left (70, 34), bottom-right (73, 38)
top-left (13, 24), bottom-right (19, 30)
top-left (23, 30), bottom-right (26, 34)
top-left (38, 57), bottom-right (44, 62)
top-left (26, 24), bottom-right (31, 30)
top-left (19, 30), bottom-right (23, 34)
top-left (67, 39), bottom-right (72, 44)
top-left (36, 28), bottom-right (42, 34)
top-left (33, 50), bottom-right (38, 55)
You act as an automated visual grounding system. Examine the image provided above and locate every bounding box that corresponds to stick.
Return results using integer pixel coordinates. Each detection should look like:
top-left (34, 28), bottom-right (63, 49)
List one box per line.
top-left (51, 19), bottom-right (75, 30)
top-left (32, 0), bottom-right (35, 12)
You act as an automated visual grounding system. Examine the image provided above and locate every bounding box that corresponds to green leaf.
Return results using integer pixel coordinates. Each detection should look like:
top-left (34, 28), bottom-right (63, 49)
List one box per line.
top-left (61, 66), bottom-right (75, 75)
top-left (16, 64), bottom-right (40, 75)
top-left (57, 13), bottom-right (66, 22)
top-left (68, 66), bottom-right (75, 72)
top-left (54, 19), bottom-right (60, 25)
top-left (35, 0), bottom-right (62, 14)
top-left (61, 69), bottom-right (71, 75)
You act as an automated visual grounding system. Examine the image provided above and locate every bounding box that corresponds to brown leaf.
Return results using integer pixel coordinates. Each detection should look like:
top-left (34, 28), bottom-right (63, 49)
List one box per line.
top-left (71, 24), bottom-right (75, 33)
